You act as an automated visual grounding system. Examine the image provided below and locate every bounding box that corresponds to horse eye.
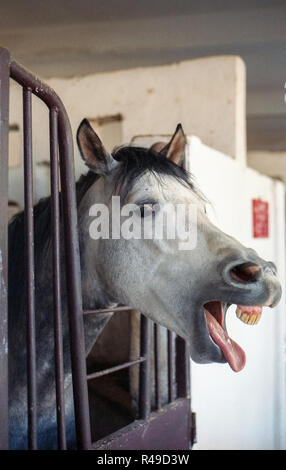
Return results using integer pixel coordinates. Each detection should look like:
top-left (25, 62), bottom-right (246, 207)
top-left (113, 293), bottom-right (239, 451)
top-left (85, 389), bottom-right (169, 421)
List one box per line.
top-left (140, 203), bottom-right (156, 218)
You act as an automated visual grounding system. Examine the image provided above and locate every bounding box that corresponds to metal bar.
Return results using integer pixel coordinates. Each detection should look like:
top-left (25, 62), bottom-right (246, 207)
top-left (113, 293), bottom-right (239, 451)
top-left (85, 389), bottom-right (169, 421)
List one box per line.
top-left (93, 398), bottom-right (191, 450)
top-left (176, 336), bottom-right (190, 398)
top-left (153, 323), bottom-right (161, 410)
top-left (49, 108), bottom-right (66, 450)
top-left (167, 331), bottom-right (176, 403)
top-left (0, 47), bottom-right (10, 450)
top-left (83, 306), bottom-right (133, 316)
top-left (57, 106), bottom-right (91, 451)
top-left (139, 315), bottom-right (152, 419)
top-left (87, 357), bottom-right (145, 381)
top-left (10, 61), bottom-right (91, 450)
top-left (23, 86), bottom-right (37, 450)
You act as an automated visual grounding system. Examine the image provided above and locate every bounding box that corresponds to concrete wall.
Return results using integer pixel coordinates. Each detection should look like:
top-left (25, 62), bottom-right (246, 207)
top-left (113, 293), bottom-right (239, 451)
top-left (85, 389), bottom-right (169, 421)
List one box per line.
top-left (248, 150), bottom-right (286, 185)
top-left (8, 55), bottom-right (246, 209)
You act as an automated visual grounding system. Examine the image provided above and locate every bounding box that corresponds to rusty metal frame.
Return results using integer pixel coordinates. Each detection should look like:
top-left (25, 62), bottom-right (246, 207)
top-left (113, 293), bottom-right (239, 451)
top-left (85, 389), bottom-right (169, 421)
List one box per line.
top-left (9, 55), bottom-right (91, 450)
top-left (0, 47), bottom-right (192, 450)
top-left (0, 47), bottom-right (10, 451)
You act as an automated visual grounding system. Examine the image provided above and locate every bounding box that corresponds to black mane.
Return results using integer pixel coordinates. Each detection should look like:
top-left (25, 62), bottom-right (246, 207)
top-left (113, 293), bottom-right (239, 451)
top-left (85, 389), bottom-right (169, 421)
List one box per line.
top-left (112, 145), bottom-right (195, 201)
top-left (9, 144), bottom-right (195, 237)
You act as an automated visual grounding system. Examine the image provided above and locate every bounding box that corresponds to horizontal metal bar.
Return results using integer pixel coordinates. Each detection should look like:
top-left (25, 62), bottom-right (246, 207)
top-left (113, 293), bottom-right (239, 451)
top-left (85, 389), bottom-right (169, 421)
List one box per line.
top-left (87, 357), bottom-right (145, 380)
top-left (92, 398), bottom-right (191, 450)
top-left (83, 306), bottom-right (134, 315)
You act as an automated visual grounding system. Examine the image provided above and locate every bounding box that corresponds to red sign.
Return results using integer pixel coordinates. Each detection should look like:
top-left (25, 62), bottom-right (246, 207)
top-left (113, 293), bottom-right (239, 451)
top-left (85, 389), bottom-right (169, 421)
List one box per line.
top-left (252, 199), bottom-right (269, 238)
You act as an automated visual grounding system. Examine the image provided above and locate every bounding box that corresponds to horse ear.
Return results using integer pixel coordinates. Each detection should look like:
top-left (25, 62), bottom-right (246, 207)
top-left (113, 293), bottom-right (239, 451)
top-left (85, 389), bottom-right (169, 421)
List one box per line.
top-left (76, 119), bottom-right (117, 175)
top-left (154, 124), bottom-right (186, 167)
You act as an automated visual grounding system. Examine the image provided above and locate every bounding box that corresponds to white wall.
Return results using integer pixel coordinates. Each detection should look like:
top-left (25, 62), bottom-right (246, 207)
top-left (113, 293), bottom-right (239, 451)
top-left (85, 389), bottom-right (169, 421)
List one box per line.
top-left (187, 137), bottom-right (286, 450)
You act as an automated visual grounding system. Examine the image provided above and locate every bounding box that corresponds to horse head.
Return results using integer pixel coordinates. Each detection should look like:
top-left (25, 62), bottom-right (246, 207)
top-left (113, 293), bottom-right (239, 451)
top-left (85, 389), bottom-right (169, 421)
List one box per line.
top-left (77, 119), bottom-right (281, 372)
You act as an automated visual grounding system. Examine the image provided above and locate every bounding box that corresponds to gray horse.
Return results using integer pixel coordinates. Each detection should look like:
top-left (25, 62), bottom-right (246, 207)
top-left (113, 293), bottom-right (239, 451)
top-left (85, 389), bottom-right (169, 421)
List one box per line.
top-left (8, 120), bottom-right (281, 449)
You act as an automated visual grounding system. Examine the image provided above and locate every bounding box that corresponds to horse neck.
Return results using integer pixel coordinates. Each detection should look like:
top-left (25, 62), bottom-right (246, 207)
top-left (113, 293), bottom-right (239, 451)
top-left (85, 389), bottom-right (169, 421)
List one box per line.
top-left (77, 177), bottom-right (116, 354)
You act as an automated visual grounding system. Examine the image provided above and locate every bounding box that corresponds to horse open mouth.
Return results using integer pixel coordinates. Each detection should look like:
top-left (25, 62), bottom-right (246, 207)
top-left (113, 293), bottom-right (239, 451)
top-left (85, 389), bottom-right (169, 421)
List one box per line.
top-left (204, 301), bottom-right (263, 372)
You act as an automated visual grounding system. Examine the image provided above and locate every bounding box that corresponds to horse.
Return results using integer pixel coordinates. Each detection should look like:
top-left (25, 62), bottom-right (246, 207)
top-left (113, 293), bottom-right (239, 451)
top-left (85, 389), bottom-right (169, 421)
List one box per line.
top-left (8, 120), bottom-right (281, 449)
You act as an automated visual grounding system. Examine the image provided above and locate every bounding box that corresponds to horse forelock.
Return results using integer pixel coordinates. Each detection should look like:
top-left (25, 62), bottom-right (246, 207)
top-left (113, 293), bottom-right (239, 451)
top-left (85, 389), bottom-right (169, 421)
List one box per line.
top-left (110, 145), bottom-right (200, 202)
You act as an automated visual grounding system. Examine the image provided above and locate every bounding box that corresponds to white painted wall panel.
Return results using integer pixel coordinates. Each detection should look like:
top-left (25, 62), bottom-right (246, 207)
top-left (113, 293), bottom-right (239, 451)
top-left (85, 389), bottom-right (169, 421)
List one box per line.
top-left (187, 137), bottom-right (286, 450)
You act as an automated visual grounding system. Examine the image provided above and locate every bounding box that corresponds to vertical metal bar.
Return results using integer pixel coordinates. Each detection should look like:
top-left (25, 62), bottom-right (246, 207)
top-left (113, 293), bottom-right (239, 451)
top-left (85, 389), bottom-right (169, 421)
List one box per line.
top-left (23, 87), bottom-right (37, 450)
top-left (139, 315), bottom-right (152, 419)
top-left (176, 336), bottom-right (190, 398)
top-left (167, 330), bottom-right (176, 403)
top-left (153, 323), bottom-right (161, 410)
top-left (57, 110), bottom-right (92, 450)
top-left (0, 47), bottom-right (10, 450)
top-left (49, 108), bottom-right (66, 450)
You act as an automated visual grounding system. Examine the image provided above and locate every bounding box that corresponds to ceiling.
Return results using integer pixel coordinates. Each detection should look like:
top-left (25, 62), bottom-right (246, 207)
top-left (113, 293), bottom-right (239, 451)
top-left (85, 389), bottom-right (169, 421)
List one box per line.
top-left (1, 0), bottom-right (286, 150)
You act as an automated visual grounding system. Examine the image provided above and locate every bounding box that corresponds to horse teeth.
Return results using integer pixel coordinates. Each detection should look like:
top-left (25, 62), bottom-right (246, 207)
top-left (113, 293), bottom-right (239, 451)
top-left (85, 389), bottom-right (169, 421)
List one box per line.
top-left (241, 313), bottom-right (249, 324)
top-left (236, 307), bottom-right (242, 319)
top-left (254, 313), bottom-right (261, 324)
top-left (235, 306), bottom-right (262, 325)
top-left (249, 315), bottom-right (256, 325)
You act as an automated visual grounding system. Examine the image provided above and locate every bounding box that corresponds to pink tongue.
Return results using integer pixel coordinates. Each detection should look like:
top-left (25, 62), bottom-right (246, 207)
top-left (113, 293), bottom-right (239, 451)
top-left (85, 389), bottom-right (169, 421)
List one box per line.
top-left (205, 310), bottom-right (246, 372)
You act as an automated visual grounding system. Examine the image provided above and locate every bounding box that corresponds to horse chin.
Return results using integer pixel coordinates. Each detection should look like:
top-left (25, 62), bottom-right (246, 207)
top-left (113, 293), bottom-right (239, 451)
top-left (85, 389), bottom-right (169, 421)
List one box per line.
top-left (186, 303), bottom-right (226, 367)
top-left (190, 301), bottom-right (246, 372)
top-left (190, 334), bottom-right (227, 366)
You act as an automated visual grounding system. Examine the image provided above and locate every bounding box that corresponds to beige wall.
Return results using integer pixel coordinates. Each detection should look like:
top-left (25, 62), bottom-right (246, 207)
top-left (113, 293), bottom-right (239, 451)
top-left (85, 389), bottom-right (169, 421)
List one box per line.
top-left (50, 55), bottom-right (246, 163)
top-left (248, 150), bottom-right (286, 185)
top-left (8, 55), bottom-right (246, 207)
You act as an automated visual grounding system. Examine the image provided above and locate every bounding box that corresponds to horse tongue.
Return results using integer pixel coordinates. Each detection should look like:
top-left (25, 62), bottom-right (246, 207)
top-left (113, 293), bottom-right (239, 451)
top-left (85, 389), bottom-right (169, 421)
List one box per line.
top-left (205, 310), bottom-right (246, 372)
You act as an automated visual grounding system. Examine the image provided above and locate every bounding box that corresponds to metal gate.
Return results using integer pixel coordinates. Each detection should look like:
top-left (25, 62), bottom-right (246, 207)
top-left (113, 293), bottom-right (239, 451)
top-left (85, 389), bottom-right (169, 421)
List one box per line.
top-left (0, 47), bottom-right (195, 450)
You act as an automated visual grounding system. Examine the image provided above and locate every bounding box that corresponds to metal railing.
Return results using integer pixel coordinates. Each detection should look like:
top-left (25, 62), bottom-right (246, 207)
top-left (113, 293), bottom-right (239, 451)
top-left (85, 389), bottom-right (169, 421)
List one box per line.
top-left (0, 47), bottom-right (190, 450)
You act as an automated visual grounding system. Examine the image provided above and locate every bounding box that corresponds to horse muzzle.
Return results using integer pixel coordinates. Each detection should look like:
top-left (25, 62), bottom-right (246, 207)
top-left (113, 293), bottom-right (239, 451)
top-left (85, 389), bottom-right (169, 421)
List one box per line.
top-left (222, 258), bottom-right (282, 308)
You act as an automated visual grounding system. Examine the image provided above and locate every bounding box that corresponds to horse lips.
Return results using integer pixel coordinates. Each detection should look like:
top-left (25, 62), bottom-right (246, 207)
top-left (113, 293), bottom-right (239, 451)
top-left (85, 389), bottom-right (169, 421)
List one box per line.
top-left (204, 303), bottom-right (246, 372)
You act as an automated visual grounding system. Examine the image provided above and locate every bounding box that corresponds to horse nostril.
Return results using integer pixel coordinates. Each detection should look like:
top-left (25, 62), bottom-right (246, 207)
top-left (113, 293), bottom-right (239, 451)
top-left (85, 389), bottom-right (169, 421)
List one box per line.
top-left (229, 263), bottom-right (262, 283)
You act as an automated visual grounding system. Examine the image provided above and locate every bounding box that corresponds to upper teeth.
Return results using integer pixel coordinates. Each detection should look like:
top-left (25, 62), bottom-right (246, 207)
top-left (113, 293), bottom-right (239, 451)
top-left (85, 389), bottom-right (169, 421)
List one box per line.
top-left (236, 307), bottom-right (262, 325)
